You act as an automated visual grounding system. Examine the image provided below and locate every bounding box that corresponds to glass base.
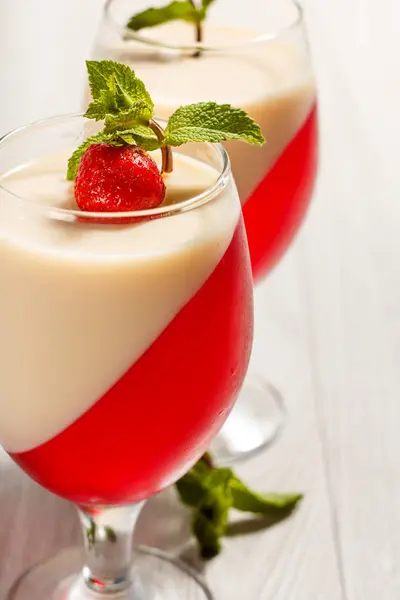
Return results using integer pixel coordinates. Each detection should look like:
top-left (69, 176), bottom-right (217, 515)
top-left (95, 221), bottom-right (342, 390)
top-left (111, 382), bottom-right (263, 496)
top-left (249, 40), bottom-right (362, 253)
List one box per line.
top-left (211, 373), bottom-right (285, 465)
top-left (7, 546), bottom-right (213, 600)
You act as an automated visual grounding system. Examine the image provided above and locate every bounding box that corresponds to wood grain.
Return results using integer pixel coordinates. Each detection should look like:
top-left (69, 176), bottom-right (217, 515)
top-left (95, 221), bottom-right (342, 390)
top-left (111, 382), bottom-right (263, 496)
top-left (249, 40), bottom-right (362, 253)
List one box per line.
top-left (297, 2), bottom-right (400, 598)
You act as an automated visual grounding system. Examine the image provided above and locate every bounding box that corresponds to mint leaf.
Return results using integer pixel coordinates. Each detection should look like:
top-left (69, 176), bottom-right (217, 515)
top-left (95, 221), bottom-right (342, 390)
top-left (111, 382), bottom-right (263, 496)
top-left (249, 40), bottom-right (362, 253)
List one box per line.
top-left (126, 1), bottom-right (201, 31)
top-left (175, 452), bottom-right (216, 507)
top-left (192, 469), bottom-right (233, 559)
top-left (175, 453), bottom-right (302, 560)
top-left (192, 511), bottom-right (222, 559)
top-left (125, 0), bottom-right (217, 32)
top-left (117, 125), bottom-right (160, 151)
top-left (175, 472), bottom-right (207, 507)
top-left (85, 60), bottom-right (154, 124)
top-left (103, 106), bottom-right (154, 132)
top-left (191, 468), bottom-right (233, 559)
top-left (164, 102), bottom-right (266, 146)
top-left (66, 131), bottom-right (120, 181)
top-left (68, 60), bottom-right (266, 183)
top-left (86, 60), bottom-right (123, 101)
top-left (85, 90), bottom-right (117, 121)
top-left (231, 476), bottom-right (303, 515)
top-left (176, 461), bottom-right (234, 558)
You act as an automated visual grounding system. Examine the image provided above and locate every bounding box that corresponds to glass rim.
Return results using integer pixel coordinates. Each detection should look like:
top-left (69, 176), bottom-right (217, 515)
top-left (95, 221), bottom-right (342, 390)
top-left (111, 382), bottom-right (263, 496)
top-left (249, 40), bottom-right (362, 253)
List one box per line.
top-left (0, 113), bottom-right (232, 222)
top-left (104, 0), bottom-right (303, 51)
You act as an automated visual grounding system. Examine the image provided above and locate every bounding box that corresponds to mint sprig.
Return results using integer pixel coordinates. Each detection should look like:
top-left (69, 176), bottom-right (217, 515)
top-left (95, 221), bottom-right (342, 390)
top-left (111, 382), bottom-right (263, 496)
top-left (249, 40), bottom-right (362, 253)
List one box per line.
top-left (126, 0), bottom-right (216, 49)
top-left (116, 125), bottom-right (160, 150)
top-left (85, 60), bottom-right (154, 125)
top-left (164, 102), bottom-right (266, 146)
top-left (127, 1), bottom-right (204, 31)
top-left (67, 60), bottom-right (264, 182)
top-left (175, 453), bottom-right (303, 559)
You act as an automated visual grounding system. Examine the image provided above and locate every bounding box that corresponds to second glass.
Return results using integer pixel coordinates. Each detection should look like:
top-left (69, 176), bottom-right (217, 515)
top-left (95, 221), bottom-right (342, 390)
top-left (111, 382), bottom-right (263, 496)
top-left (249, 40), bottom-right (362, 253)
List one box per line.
top-left (89, 0), bottom-right (319, 462)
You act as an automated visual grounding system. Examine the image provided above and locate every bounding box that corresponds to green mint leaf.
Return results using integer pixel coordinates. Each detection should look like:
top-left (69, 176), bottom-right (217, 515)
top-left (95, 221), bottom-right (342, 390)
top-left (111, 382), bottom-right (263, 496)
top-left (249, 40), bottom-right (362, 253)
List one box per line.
top-left (85, 60), bottom-right (154, 124)
top-left (192, 513), bottom-right (222, 559)
top-left (116, 125), bottom-right (160, 151)
top-left (164, 102), bottom-right (266, 146)
top-left (84, 89), bottom-right (119, 121)
top-left (176, 462), bottom-right (234, 559)
top-left (230, 476), bottom-right (303, 515)
top-left (175, 453), bottom-right (303, 559)
top-left (67, 131), bottom-right (122, 181)
top-left (175, 453), bottom-right (217, 507)
top-left (86, 60), bottom-right (120, 101)
top-left (191, 468), bottom-right (234, 559)
top-left (68, 60), bottom-right (266, 184)
top-left (126, 1), bottom-right (201, 32)
top-left (103, 106), bottom-right (155, 132)
top-left (175, 472), bottom-right (208, 507)
top-left (204, 468), bottom-right (234, 506)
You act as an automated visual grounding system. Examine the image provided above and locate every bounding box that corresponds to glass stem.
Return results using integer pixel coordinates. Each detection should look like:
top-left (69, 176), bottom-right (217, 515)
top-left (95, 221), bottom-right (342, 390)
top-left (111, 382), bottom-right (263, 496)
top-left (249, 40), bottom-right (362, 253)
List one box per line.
top-left (77, 503), bottom-right (144, 595)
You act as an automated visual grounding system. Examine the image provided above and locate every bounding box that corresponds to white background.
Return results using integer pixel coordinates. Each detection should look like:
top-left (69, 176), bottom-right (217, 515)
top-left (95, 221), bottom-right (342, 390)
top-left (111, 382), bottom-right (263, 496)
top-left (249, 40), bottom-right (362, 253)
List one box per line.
top-left (0, 0), bottom-right (103, 134)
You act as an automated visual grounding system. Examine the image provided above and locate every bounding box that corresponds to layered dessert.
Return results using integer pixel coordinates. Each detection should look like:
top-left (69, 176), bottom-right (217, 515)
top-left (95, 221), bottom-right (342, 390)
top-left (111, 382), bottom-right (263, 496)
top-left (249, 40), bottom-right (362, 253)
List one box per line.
top-left (94, 21), bottom-right (318, 276)
top-left (0, 151), bottom-right (252, 505)
top-left (0, 60), bottom-right (258, 505)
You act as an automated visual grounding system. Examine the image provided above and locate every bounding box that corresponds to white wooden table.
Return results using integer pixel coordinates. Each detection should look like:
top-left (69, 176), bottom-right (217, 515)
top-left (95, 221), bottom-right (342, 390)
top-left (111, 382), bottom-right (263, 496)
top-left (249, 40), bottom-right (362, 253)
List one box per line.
top-left (1, 0), bottom-right (399, 598)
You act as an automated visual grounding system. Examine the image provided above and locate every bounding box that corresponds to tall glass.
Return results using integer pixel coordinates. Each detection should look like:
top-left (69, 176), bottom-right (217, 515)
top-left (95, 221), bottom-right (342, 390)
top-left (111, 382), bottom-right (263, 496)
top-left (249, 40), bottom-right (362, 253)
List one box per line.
top-left (0, 115), bottom-right (253, 599)
top-left (89, 0), bottom-right (318, 462)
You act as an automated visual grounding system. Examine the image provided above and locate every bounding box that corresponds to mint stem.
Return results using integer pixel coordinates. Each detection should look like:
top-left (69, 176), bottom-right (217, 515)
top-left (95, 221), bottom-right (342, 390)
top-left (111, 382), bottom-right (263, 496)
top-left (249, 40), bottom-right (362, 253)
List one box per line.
top-left (149, 119), bottom-right (173, 174)
top-left (189, 0), bottom-right (202, 57)
top-left (194, 21), bottom-right (202, 56)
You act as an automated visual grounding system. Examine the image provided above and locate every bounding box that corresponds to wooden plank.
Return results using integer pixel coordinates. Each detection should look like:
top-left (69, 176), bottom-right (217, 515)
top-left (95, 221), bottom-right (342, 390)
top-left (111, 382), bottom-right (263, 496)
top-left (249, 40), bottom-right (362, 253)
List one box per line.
top-left (297, 1), bottom-right (400, 597)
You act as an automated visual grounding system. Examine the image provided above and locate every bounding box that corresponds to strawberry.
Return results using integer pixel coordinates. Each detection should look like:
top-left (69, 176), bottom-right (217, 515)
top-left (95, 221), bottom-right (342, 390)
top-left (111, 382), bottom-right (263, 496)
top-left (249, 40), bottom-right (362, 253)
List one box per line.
top-left (74, 143), bottom-right (166, 217)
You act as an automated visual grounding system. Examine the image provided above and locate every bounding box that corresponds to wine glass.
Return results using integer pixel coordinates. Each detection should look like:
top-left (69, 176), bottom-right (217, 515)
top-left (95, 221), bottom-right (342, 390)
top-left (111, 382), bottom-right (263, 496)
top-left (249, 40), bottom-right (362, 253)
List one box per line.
top-left (1, 114), bottom-right (253, 599)
top-left (89, 0), bottom-right (318, 463)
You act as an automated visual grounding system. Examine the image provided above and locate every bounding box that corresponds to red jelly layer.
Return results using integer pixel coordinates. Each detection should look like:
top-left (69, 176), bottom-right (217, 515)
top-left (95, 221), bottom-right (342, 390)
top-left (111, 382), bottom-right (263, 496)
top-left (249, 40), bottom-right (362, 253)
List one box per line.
top-left (244, 103), bottom-right (319, 281)
top-left (11, 221), bottom-right (253, 506)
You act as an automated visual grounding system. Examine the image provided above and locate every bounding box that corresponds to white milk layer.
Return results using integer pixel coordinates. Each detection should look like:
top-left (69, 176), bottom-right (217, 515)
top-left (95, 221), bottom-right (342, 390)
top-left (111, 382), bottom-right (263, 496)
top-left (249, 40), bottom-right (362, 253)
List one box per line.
top-left (0, 151), bottom-right (239, 453)
top-left (95, 22), bottom-right (316, 200)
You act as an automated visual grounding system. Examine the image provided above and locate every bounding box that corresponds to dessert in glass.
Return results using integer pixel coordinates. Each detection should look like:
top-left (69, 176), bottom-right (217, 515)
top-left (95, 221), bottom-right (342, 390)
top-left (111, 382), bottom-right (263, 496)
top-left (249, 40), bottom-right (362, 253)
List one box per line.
top-left (2, 60), bottom-right (255, 599)
top-left (89, 0), bottom-right (318, 462)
